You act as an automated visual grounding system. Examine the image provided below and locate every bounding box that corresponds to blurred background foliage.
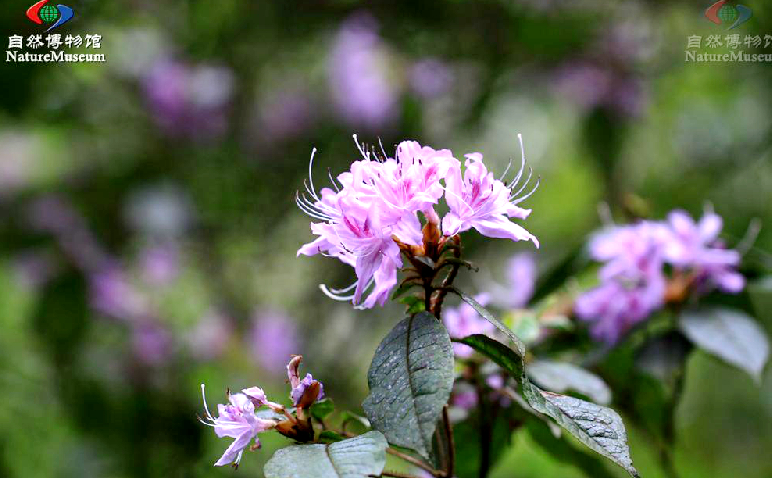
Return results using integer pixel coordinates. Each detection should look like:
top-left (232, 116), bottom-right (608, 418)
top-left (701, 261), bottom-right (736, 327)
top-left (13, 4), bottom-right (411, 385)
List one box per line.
top-left (1, 0), bottom-right (771, 477)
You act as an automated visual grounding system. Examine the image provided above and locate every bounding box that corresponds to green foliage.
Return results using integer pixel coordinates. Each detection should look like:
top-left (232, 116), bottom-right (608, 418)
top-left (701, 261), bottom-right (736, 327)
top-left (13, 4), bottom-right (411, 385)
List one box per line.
top-left (317, 430), bottom-right (346, 443)
top-left (310, 398), bottom-right (335, 421)
top-left (398, 294), bottom-right (427, 314)
top-left (453, 288), bottom-right (639, 477)
top-left (679, 307), bottom-right (770, 382)
top-left (362, 312), bottom-right (454, 459)
top-left (453, 288), bottom-right (526, 357)
top-left (263, 431), bottom-right (387, 478)
top-left (523, 379), bottom-right (639, 477)
top-left (454, 334), bottom-right (524, 377)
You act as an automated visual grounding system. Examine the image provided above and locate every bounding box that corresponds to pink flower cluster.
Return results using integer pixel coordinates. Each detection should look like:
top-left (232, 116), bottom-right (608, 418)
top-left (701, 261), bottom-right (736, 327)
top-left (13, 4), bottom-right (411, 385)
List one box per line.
top-left (297, 136), bottom-right (539, 308)
top-left (575, 210), bottom-right (744, 344)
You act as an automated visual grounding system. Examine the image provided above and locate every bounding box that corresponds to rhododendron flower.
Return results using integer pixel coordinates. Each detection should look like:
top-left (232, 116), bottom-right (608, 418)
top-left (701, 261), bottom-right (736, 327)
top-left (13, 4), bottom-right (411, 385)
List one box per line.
top-left (250, 309), bottom-right (300, 372)
top-left (199, 384), bottom-right (280, 467)
top-left (575, 222), bottom-right (667, 344)
top-left (297, 136), bottom-right (539, 308)
top-left (575, 209), bottom-right (745, 344)
top-left (663, 210), bottom-right (744, 293)
top-left (442, 137), bottom-right (539, 247)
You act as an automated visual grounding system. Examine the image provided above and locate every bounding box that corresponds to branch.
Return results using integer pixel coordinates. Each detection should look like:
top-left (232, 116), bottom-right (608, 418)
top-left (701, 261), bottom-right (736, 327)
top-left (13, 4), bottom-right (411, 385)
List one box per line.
top-left (386, 448), bottom-right (444, 477)
top-left (442, 406), bottom-right (455, 478)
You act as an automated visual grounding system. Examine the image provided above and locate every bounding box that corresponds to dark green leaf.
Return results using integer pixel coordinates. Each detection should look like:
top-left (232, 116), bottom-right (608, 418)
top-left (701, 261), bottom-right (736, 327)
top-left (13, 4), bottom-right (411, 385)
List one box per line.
top-left (317, 430), bottom-right (345, 443)
top-left (523, 379), bottom-right (639, 477)
top-left (454, 334), bottom-right (524, 377)
top-left (362, 312), bottom-right (454, 459)
top-left (263, 431), bottom-right (387, 478)
top-left (452, 288), bottom-right (525, 357)
top-left (310, 398), bottom-right (335, 421)
top-left (680, 307), bottom-right (769, 382)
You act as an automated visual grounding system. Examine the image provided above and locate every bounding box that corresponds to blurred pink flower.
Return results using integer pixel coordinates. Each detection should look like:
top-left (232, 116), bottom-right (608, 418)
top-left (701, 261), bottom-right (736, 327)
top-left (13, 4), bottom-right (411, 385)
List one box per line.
top-left (187, 310), bottom-right (232, 361)
top-left (575, 222), bottom-right (667, 344)
top-left (663, 210), bottom-right (744, 293)
top-left (131, 322), bottom-right (172, 366)
top-left (143, 59), bottom-right (233, 139)
top-left (250, 309), bottom-right (300, 372)
top-left (328, 13), bottom-right (398, 129)
top-left (12, 249), bottom-right (59, 290)
top-left (409, 58), bottom-right (454, 99)
top-left (554, 61), bottom-right (644, 118)
top-left (139, 244), bottom-right (180, 286)
top-left (90, 266), bottom-right (148, 321)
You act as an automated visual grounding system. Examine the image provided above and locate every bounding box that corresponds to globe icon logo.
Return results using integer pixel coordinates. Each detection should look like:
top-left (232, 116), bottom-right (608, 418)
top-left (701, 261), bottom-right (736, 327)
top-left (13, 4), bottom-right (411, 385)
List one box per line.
top-left (705, 1), bottom-right (753, 30)
top-left (25, 0), bottom-right (75, 31)
top-left (717, 5), bottom-right (738, 23)
top-left (38, 4), bottom-right (59, 23)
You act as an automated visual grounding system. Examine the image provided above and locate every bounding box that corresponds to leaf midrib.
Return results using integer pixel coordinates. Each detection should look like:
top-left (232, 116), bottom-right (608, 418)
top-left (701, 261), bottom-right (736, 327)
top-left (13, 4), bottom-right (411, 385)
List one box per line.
top-left (404, 313), bottom-right (432, 455)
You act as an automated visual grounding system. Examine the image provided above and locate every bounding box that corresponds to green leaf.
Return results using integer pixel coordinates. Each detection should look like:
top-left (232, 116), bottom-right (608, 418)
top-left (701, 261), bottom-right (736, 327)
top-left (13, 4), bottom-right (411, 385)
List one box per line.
top-left (317, 430), bottom-right (345, 443)
top-left (527, 360), bottom-right (612, 405)
top-left (679, 307), bottom-right (769, 382)
top-left (523, 380), bottom-right (639, 477)
top-left (398, 294), bottom-right (426, 314)
top-left (338, 411), bottom-right (371, 435)
top-left (362, 312), bottom-right (454, 459)
top-left (454, 334), bottom-right (524, 377)
top-left (454, 289), bottom-right (638, 477)
top-left (264, 431), bottom-right (387, 478)
top-left (310, 398), bottom-right (335, 420)
top-left (452, 288), bottom-right (525, 357)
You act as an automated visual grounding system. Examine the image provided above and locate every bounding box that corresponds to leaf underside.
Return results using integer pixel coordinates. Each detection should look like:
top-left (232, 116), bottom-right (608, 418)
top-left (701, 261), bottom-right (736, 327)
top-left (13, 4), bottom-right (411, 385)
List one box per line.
top-left (680, 307), bottom-right (770, 382)
top-left (524, 380), bottom-right (639, 477)
top-left (263, 431), bottom-right (388, 478)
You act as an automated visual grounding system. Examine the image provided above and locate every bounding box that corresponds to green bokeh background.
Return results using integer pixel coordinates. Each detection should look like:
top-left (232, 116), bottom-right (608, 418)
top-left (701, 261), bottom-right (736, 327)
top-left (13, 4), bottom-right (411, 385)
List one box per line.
top-left (1, 1), bottom-right (771, 477)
